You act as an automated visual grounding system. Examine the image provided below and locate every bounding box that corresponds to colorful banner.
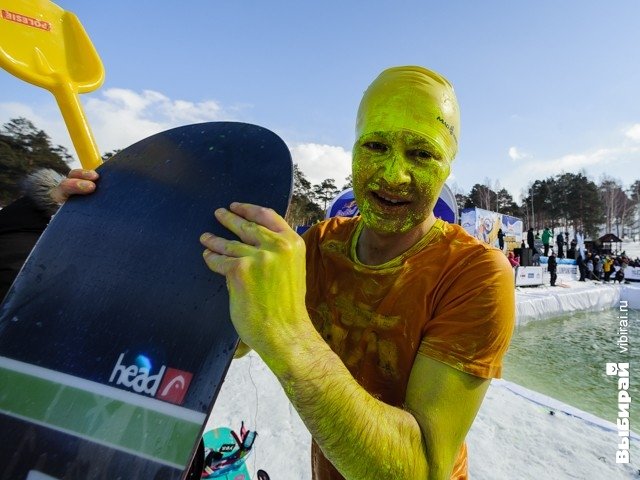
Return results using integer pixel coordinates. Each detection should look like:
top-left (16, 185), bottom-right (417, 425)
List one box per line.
top-left (460, 207), bottom-right (523, 249)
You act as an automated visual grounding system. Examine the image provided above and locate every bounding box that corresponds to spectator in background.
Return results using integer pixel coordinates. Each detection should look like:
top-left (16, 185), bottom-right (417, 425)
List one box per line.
top-left (508, 251), bottom-right (520, 268)
top-left (556, 232), bottom-right (565, 258)
top-left (613, 262), bottom-right (626, 283)
top-left (586, 254), bottom-right (596, 280)
top-left (594, 255), bottom-right (603, 281)
top-left (567, 236), bottom-right (577, 259)
top-left (603, 256), bottom-right (614, 282)
top-left (576, 252), bottom-right (586, 282)
top-left (541, 226), bottom-right (551, 256)
top-left (527, 228), bottom-right (536, 254)
top-left (548, 250), bottom-right (557, 286)
top-left (497, 228), bottom-right (505, 251)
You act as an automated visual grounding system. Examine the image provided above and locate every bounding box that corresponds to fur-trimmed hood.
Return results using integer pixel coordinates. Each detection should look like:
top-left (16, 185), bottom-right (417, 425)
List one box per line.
top-left (21, 168), bottom-right (67, 216)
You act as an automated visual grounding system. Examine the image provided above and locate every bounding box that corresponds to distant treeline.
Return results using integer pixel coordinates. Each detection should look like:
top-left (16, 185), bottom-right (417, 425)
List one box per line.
top-left (456, 174), bottom-right (639, 239)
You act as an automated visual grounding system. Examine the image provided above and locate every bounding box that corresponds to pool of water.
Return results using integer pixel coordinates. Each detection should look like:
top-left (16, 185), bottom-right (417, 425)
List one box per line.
top-left (503, 307), bottom-right (638, 427)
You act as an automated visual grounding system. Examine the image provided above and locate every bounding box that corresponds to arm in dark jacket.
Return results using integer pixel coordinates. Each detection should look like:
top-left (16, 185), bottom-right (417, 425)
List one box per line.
top-left (0, 169), bottom-right (65, 300)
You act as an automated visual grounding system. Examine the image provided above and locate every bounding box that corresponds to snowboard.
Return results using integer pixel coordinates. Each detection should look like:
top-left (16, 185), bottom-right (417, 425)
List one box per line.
top-left (201, 426), bottom-right (254, 479)
top-left (0, 122), bottom-right (292, 480)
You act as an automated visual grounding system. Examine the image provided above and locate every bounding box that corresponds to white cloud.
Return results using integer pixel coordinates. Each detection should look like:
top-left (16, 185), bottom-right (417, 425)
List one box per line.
top-left (1, 88), bottom-right (241, 168)
top-left (625, 123), bottom-right (640, 141)
top-left (84, 88), bottom-right (233, 160)
top-left (289, 143), bottom-right (352, 189)
top-left (508, 146), bottom-right (530, 161)
top-left (528, 147), bottom-right (635, 175)
top-left (554, 149), bottom-right (611, 169)
top-left (499, 144), bottom-right (640, 199)
top-left (492, 121), bottom-right (640, 198)
top-left (92, 89), bottom-right (226, 125)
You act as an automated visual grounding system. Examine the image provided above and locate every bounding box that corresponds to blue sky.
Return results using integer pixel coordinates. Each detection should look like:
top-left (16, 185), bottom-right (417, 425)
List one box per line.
top-left (2, 0), bottom-right (639, 200)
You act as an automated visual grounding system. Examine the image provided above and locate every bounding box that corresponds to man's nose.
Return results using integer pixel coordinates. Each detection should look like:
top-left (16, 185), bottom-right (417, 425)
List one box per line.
top-left (379, 152), bottom-right (411, 187)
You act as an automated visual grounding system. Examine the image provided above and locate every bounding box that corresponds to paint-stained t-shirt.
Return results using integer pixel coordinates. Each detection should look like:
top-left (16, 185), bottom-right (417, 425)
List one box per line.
top-left (303, 216), bottom-right (515, 480)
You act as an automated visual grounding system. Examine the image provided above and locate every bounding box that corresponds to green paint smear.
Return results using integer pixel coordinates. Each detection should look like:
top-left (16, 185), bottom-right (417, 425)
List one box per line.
top-left (0, 367), bottom-right (200, 466)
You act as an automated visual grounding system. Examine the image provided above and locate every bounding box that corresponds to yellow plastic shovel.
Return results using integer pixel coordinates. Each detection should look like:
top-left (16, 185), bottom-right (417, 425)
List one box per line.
top-left (0, 0), bottom-right (104, 169)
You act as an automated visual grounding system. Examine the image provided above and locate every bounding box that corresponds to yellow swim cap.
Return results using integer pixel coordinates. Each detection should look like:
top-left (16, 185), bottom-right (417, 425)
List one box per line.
top-left (355, 66), bottom-right (460, 161)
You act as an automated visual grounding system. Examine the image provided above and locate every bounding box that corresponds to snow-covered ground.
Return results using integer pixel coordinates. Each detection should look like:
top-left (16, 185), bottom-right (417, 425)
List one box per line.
top-left (207, 241), bottom-right (640, 479)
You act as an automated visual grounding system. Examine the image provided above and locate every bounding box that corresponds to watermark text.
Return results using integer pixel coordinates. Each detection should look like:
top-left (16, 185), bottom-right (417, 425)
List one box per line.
top-left (605, 300), bottom-right (631, 463)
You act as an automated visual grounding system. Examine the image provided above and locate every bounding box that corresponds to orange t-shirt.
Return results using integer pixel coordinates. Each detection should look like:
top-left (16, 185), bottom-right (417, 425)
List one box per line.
top-left (303, 216), bottom-right (515, 480)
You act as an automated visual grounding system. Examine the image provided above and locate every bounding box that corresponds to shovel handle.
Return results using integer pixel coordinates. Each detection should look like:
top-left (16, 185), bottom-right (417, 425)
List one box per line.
top-left (53, 82), bottom-right (102, 170)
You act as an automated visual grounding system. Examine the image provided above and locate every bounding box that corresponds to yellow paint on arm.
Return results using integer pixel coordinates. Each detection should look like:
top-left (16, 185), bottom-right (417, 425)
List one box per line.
top-left (405, 354), bottom-right (491, 479)
top-left (266, 326), bottom-right (489, 479)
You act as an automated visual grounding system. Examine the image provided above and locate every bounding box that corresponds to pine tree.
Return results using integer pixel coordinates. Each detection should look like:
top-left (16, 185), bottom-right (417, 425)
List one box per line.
top-left (465, 183), bottom-right (495, 210)
top-left (284, 164), bottom-right (324, 227)
top-left (313, 178), bottom-right (339, 212)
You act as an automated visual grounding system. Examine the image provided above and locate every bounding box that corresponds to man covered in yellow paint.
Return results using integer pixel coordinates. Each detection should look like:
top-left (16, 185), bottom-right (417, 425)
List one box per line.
top-left (199, 66), bottom-right (515, 479)
top-left (36, 65), bottom-right (514, 479)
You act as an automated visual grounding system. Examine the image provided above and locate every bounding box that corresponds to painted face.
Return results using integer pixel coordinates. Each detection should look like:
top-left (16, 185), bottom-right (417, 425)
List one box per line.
top-left (352, 129), bottom-right (450, 234)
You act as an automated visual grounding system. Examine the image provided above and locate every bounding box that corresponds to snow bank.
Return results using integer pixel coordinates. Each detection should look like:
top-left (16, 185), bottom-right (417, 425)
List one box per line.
top-left (622, 283), bottom-right (640, 309)
top-left (515, 281), bottom-right (622, 327)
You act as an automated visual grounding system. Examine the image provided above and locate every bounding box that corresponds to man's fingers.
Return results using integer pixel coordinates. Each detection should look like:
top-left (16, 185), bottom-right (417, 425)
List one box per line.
top-left (199, 233), bottom-right (255, 258)
top-left (60, 178), bottom-right (97, 196)
top-left (68, 169), bottom-right (99, 181)
top-left (50, 178), bottom-right (96, 203)
top-left (50, 170), bottom-right (99, 203)
top-left (229, 202), bottom-right (290, 233)
top-left (202, 249), bottom-right (236, 276)
top-left (213, 204), bottom-right (290, 247)
top-left (214, 207), bottom-right (269, 246)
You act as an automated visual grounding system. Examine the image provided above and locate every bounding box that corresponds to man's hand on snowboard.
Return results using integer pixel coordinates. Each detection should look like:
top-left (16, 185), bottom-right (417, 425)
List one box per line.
top-left (50, 169), bottom-right (99, 204)
top-left (200, 202), bottom-right (312, 369)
